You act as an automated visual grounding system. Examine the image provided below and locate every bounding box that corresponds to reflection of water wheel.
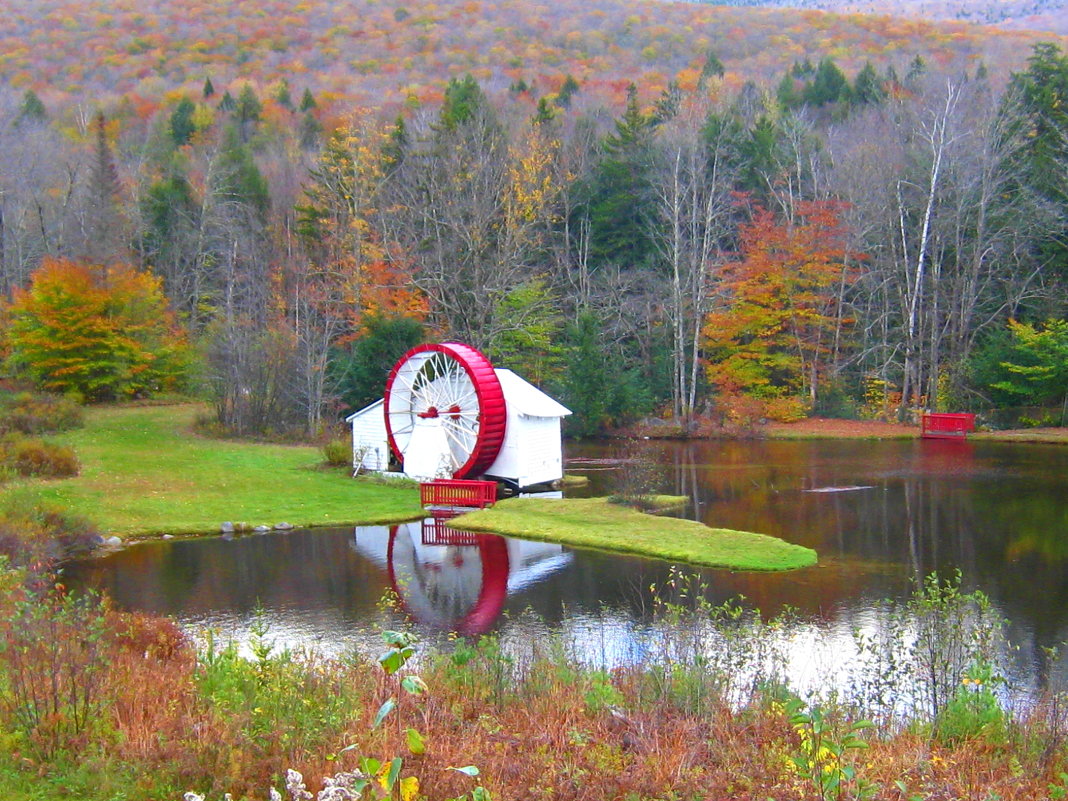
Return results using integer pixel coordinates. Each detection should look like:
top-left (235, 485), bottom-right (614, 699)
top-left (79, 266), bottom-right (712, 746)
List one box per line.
top-left (386, 524), bottom-right (510, 636)
top-left (384, 343), bottom-right (506, 479)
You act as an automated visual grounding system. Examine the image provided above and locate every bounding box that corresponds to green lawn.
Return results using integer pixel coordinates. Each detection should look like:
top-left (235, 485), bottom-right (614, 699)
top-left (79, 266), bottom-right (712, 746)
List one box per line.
top-left (452, 496), bottom-right (818, 571)
top-left (3, 404), bottom-right (423, 537)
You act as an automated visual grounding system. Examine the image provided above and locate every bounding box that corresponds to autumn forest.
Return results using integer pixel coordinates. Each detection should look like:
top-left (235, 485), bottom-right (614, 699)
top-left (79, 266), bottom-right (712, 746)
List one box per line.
top-left (1, 0), bottom-right (1067, 436)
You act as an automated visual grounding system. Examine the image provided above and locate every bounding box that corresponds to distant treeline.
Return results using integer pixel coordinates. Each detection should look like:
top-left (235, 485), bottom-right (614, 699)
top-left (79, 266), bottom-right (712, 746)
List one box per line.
top-left (1, 40), bottom-right (1066, 435)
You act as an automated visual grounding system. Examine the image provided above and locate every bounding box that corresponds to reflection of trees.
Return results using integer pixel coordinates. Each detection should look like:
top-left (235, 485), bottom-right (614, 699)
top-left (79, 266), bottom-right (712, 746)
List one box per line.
top-left (647, 437), bottom-right (1068, 662)
top-left (66, 528), bottom-right (392, 621)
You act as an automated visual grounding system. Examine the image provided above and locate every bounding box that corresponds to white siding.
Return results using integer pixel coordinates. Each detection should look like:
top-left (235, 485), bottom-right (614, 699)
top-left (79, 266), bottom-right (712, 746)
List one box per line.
top-left (347, 401), bottom-right (390, 472)
top-left (486, 413), bottom-right (563, 487)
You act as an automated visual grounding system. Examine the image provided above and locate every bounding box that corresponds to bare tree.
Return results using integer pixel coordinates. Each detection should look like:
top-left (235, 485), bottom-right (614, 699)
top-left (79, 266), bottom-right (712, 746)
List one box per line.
top-left (648, 101), bottom-right (737, 420)
top-left (381, 103), bottom-right (560, 351)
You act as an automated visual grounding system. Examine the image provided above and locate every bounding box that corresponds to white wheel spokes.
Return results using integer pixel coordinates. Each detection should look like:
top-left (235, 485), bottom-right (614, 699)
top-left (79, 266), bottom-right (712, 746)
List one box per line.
top-left (389, 350), bottom-right (481, 468)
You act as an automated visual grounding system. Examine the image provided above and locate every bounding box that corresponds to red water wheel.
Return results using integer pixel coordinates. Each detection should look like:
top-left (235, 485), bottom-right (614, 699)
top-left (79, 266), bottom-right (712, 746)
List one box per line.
top-left (384, 342), bottom-right (507, 479)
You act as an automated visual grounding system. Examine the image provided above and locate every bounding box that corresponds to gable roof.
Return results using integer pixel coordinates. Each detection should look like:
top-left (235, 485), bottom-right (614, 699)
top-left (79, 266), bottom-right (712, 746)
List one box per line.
top-left (494, 369), bottom-right (571, 418)
top-left (344, 398), bottom-right (384, 423)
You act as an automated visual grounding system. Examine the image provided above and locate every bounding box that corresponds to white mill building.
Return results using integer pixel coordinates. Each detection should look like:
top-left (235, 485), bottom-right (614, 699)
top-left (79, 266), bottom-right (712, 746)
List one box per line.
top-left (346, 342), bottom-right (571, 490)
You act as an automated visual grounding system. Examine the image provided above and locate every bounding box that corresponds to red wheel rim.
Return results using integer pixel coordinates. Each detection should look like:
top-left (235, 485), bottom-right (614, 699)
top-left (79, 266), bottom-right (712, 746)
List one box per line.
top-left (383, 342), bottom-right (506, 479)
top-left (386, 526), bottom-right (511, 636)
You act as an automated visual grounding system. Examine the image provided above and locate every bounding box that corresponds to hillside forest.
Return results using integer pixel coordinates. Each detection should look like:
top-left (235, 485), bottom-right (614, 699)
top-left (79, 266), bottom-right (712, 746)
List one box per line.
top-left (1, 0), bottom-right (1067, 437)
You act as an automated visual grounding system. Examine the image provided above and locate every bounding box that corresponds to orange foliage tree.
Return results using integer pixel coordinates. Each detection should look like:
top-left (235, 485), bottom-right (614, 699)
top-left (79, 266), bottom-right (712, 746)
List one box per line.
top-left (5, 258), bottom-right (188, 401)
top-left (704, 201), bottom-right (858, 419)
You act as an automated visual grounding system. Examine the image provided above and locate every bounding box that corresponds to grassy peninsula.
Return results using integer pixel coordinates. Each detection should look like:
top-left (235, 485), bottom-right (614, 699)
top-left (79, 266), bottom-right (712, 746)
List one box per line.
top-left (453, 496), bottom-right (817, 571)
top-left (1, 403), bottom-right (814, 572)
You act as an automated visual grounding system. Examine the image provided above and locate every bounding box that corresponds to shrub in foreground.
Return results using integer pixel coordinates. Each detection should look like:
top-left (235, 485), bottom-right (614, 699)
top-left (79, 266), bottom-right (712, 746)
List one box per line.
top-left (2, 435), bottom-right (79, 478)
top-left (0, 496), bottom-right (100, 566)
top-left (321, 438), bottom-right (350, 467)
top-left (0, 578), bottom-right (110, 760)
top-left (0, 389), bottom-right (84, 435)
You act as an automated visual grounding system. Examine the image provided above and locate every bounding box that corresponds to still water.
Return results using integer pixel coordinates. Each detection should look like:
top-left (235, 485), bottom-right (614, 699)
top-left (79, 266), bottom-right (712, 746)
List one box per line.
top-left (65, 438), bottom-right (1068, 698)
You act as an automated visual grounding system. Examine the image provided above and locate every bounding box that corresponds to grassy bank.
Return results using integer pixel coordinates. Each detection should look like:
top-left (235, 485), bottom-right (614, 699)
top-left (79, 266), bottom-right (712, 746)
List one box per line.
top-left (0, 569), bottom-right (1058, 801)
top-left (452, 496), bottom-right (817, 571)
top-left (762, 418), bottom-right (1068, 444)
top-left (973, 427), bottom-right (1068, 445)
top-left (1, 404), bottom-right (423, 538)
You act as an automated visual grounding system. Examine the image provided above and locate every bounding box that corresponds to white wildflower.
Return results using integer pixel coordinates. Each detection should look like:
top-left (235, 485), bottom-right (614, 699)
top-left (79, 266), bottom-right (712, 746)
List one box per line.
top-left (318, 771), bottom-right (365, 801)
top-left (286, 769), bottom-right (314, 801)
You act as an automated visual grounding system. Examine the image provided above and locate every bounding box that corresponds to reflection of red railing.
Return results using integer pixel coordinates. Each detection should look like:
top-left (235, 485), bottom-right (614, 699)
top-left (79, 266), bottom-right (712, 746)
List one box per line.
top-left (422, 511), bottom-right (480, 546)
top-left (420, 479), bottom-right (497, 508)
top-left (921, 412), bottom-right (976, 439)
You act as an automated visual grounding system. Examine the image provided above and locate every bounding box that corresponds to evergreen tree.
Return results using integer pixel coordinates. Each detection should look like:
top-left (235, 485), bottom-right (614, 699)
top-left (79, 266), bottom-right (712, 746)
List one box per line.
top-left (299, 87), bottom-right (317, 112)
top-left (83, 112), bottom-right (124, 264)
top-left (777, 73), bottom-right (801, 109)
top-left (169, 97), bottom-right (196, 146)
top-left (298, 111), bottom-right (323, 150)
top-left (652, 80), bottom-right (682, 125)
top-left (437, 74), bottom-right (488, 133)
top-left (556, 73), bottom-right (580, 107)
top-left (562, 311), bottom-right (611, 436)
top-left (17, 89), bottom-right (47, 122)
top-left (701, 50), bottom-right (725, 80)
top-left (203, 76), bottom-right (215, 98)
top-left (741, 115), bottom-right (781, 194)
top-left (331, 315), bottom-right (425, 411)
top-left (273, 78), bottom-right (293, 110)
top-left (533, 97), bottom-right (556, 125)
top-left (1009, 43), bottom-right (1068, 283)
top-left (215, 125), bottom-right (269, 215)
top-left (509, 78), bottom-right (530, 94)
top-left (853, 62), bottom-right (884, 105)
top-left (906, 55), bottom-right (927, 83)
top-left (218, 90), bottom-right (236, 112)
top-left (382, 115), bottom-right (407, 172)
top-left (582, 84), bottom-right (657, 267)
top-left (804, 58), bottom-right (851, 106)
top-left (235, 84), bottom-right (262, 140)
top-left (140, 172), bottom-right (200, 301)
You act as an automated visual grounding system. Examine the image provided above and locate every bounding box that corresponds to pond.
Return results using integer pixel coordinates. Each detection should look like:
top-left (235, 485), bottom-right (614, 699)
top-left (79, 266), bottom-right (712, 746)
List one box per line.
top-left (64, 438), bottom-right (1068, 701)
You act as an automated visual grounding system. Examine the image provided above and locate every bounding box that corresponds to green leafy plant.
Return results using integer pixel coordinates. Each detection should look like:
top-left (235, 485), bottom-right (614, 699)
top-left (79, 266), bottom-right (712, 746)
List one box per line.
top-left (584, 670), bottom-right (624, 714)
top-left (785, 696), bottom-right (876, 801)
top-left (196, 615), bottom-right (353, 762)
top-left (307, 629), bottom-right (489, 801)
top-left (645, 568), bottom-right (795, 714)
top-left (935, 661), bottom-right (1007, 745)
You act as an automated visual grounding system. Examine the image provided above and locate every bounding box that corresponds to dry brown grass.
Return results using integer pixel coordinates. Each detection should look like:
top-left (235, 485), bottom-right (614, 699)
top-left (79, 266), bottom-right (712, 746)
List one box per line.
top-left (1, 590), bottom-right (1066, 800)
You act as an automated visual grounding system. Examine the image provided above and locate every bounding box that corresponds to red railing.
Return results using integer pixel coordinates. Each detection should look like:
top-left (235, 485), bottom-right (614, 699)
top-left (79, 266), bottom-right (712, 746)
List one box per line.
top-left (921, 412), bottom-right (977, 439)
top-left (420, 479), bottom-right (497, 509)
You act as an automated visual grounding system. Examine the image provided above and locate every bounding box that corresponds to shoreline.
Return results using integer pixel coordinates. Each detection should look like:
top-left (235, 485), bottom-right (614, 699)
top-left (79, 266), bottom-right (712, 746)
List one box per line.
top-left (613, 416), bottom-right (1068, 444)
